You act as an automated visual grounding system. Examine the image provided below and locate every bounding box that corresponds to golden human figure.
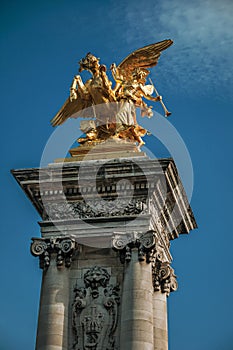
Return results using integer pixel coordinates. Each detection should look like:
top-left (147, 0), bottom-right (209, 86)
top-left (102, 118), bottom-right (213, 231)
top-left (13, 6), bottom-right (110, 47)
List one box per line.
top-left (51, 39), bottom-right (173, 147)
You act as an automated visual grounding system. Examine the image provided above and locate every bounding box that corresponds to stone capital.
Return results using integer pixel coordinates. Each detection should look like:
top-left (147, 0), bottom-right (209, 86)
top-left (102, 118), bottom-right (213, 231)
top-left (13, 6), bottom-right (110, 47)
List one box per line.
top-left (152, 261), bottom-right (178, 296)
top-left (30, 236), bottom-right (76, 269)
top-left (112, 230), bottom-right (156, 263)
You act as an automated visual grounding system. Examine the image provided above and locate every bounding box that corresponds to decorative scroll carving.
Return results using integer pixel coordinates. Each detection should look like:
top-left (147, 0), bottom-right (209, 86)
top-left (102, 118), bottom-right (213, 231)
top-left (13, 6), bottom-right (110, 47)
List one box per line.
top-left (72, 266), bottom-right (120, 350)
top-left (30, 237), bottom-right (76, 269)
top-left (44, 198), bottom-right (147, 220)
top-left (112, 230), bottom-right (156, 263)
top-left (152, 261), bottom-right (178, 296)
top-left (112, 230), bottom-right (177, 295)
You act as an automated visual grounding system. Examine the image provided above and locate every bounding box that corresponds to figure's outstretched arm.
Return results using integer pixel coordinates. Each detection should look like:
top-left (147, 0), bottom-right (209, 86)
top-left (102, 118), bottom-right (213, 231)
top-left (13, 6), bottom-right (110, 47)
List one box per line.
top-left (144, 94), bottom-right (162, 102)
top-left (139, 84), bottom-right (162, 102)
top-left (147, 78), bottom-right (171, 117)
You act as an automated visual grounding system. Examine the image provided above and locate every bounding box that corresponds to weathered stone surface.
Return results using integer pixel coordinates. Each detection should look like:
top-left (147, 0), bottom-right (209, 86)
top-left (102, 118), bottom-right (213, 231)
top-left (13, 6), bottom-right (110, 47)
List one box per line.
top-left (12, 156), bottom-right (197, 349)
top-left (36, 259), bottom-right (70, 350)
top-left (12, 157), bottom-right (197, 242)
top-left (119, 250), bottom-right (154, 349)
top-left (31, 237), bottom-right (76, 269)
top-left (153, 291), bottom-right (168, 350)
top-left (72, 265), bottom-right (120, 350)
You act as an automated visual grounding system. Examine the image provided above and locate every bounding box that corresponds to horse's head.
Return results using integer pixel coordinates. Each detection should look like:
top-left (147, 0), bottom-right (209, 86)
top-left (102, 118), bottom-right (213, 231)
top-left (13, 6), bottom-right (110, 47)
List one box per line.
top-left (79, 53), bottom-right (100, 73)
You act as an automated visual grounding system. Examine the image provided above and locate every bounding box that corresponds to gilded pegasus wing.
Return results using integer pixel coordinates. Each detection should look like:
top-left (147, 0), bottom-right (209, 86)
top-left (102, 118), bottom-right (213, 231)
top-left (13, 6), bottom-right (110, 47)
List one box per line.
top-left (116, 39), bottom-right (173, 81)
top-left (51, 90), bottom-right (93, 127)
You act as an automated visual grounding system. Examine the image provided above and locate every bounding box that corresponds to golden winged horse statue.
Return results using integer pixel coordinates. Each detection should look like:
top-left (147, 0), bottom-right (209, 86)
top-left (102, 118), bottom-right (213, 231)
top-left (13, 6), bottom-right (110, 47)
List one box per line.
top-left (51, 39), bottom-right (173, 147)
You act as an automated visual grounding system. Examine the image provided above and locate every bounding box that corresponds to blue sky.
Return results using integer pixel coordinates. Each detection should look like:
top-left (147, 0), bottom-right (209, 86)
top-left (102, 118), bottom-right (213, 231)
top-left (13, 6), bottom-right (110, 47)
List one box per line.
top-left (1, 0), bottom-right (233, 349)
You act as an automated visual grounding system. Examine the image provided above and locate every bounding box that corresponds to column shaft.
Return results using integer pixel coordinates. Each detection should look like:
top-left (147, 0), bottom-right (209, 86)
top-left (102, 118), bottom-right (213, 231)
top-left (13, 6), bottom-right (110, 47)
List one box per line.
top-left (36, 256), bottom-right (69, 350)
top-left (120, 249), bottom-right (154, 350)
top-left (153, 291), bottom-right (168, 350)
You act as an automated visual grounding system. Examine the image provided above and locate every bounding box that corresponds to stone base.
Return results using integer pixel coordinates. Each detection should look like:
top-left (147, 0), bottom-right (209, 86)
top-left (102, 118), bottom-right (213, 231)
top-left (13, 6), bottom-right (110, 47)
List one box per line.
top-left (54, 138), bottom-right (146, 162)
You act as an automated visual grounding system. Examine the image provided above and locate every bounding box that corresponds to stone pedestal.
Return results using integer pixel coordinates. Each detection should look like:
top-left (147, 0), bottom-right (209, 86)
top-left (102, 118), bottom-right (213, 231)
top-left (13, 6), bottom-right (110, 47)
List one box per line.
top-left (12, 154), bottom-right (196, 349)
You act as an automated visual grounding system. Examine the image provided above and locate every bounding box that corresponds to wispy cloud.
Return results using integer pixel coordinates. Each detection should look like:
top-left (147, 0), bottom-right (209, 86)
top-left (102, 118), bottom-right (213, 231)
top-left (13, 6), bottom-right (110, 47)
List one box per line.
top-left (109, 0), bottom-right (233, 99)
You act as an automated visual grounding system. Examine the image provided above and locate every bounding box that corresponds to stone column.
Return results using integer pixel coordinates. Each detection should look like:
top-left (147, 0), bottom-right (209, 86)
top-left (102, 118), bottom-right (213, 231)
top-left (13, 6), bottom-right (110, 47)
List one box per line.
top-left (113, 231), bottom-right (155, 350)
top-left (153, 291), bottom-right (168, 350)
top-left (31, 237), bottom-right (76, 350)
top-left (152, 261), bottom-right (178, 350)
top-left (120, 248), bottom-right (154, 350)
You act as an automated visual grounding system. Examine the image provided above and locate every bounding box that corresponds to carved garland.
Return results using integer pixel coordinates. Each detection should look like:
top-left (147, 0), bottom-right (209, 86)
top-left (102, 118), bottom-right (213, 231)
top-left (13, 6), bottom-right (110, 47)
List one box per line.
top-left (30, 237), bottom-right (76, 269)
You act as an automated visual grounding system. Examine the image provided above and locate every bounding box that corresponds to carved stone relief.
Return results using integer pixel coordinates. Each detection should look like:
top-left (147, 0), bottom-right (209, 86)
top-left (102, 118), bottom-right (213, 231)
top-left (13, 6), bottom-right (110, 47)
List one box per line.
top-left (43, 198), bottom-right (147, 221)
top-left (151, 234), bottom-right (178, 295)
top-left (72, 266), bottom-right (120, 350)
top-left (112, 230), bottom-right (178, 295)
top-left (30, 237), bottom-right (76, 269)
top-left (112, 230), bottom-right (156, 263)
top-left (152, 261), bottom-right (178, 296)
